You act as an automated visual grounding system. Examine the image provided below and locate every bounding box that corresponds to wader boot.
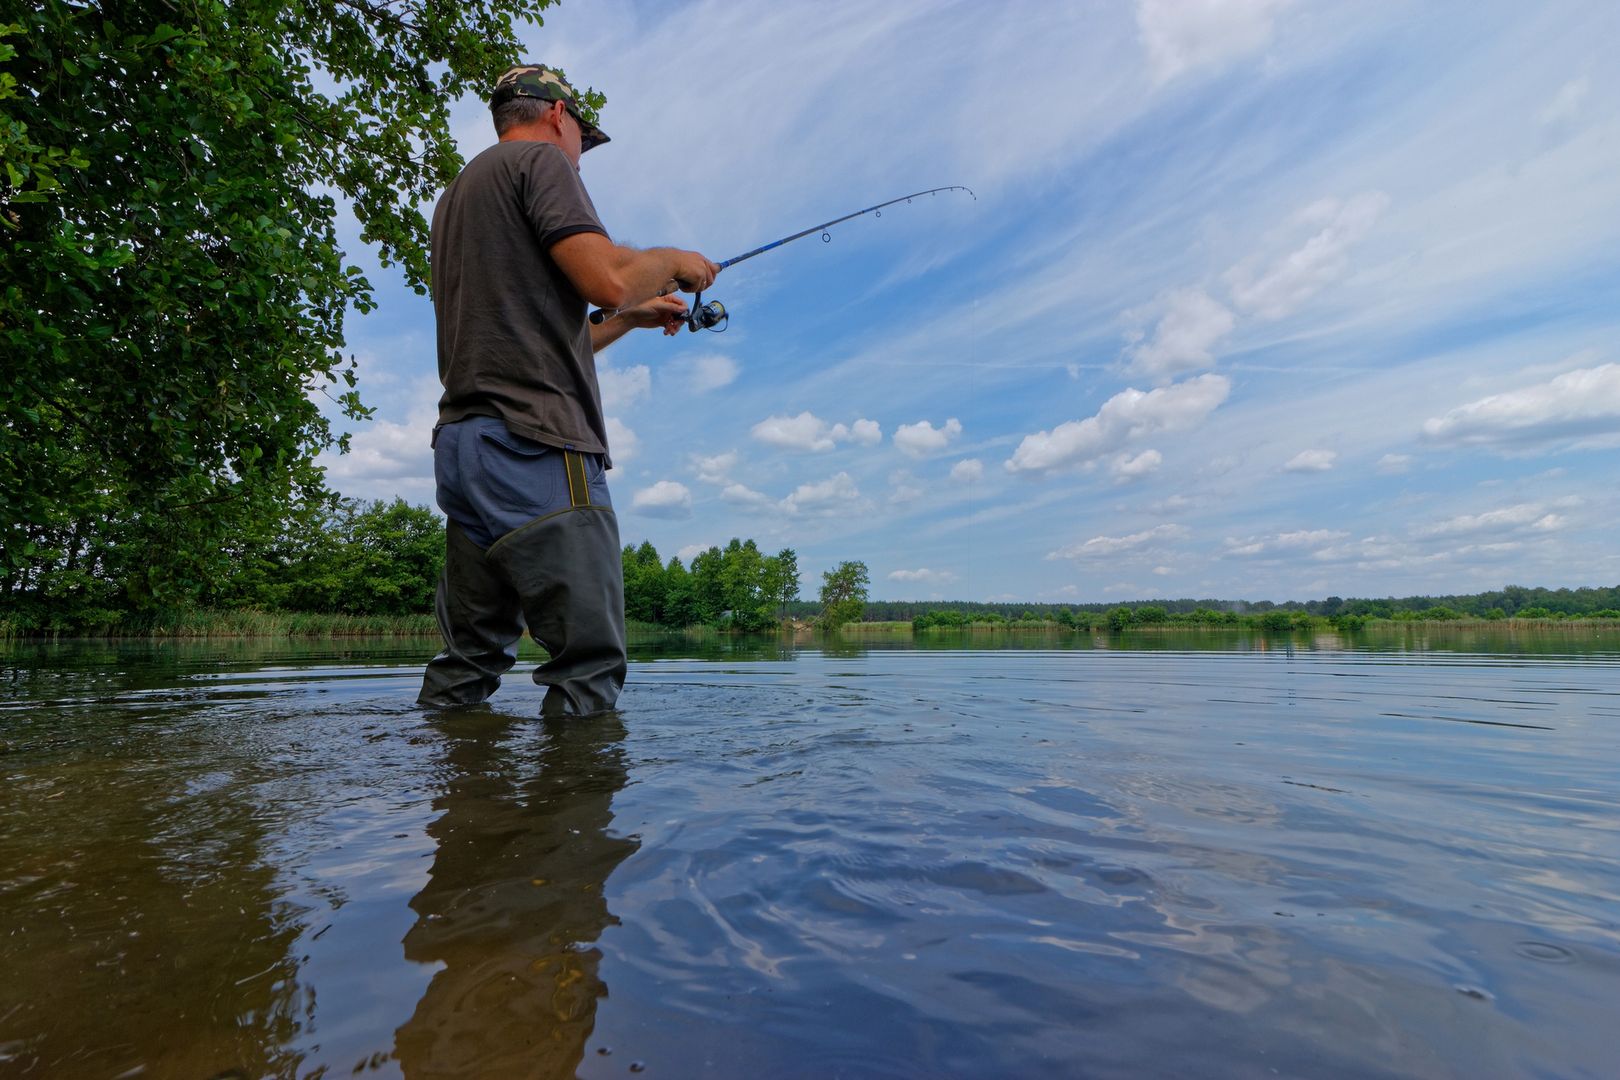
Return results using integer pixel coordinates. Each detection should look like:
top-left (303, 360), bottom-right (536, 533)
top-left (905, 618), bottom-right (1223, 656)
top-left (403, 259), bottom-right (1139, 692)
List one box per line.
top-left (485, 496), bottom-right (627, 718)
top-left (417, 520), bottom-right (525, 707)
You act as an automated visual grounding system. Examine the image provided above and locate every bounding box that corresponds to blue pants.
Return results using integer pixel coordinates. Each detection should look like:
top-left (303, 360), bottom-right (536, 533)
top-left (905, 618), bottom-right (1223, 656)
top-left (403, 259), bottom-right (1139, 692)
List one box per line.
top-left (418, 417), bottom-right (627, 715)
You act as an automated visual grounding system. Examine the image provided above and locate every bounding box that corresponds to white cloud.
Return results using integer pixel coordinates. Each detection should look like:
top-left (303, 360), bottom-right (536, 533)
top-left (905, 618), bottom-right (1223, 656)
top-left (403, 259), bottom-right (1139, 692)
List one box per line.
top-left (319, 374), bottom-right (438, 501)
top-left (1221, 529), bottom-right (1349, 558)
top-left (1418, 502), bottom-right (1569, 539)
top-left (1225, 192), bottom-right (1389, 319)
top-left (631, 480), bottom-right (692, 518)
top-left (950, 458), bottom-right (985, 483)
top-left (1047, 524), bottom-right (1189, 560)
top-left (323, 416), bottom-right (431, 484)
top-left (598, 364), bottom-right (651, 411)
top-left (888, 568), bottom-right (959, 584)
top-left (721, 484), bottom-right (773, 509)
top-left (676, 543), bottom-right (710, 563)
top-left (1124, 288), bottom-right (1235, 378)
top-left (1377, 453), bottom-right (1413, 474)
top-left (1111, 448), bottom-right (1163, 481)
top-left (606, 417), bottom-right (639, 463)
top-left (1421, 362), bottom-right (1620, 451)
top-left (751, 411), bottom-right (882, 452)
top-left (1006, 374), bottom-right (1230, 474)
top-left (1540, 76), bottom-right (1590, 127)
top-left (1135, 0), bottom-right (1292, 84)
top-left (848, 418), bottom-right (883, 445)
top-left (691, 450), bottom-right (739, 484)
top-left (893, 417), bottom-right (962, 458)
top-left (1283, 448), bottom-right (1337, 473)
top-left (673, 352), bottom-right (740, 393)
top-left (888, 469), bottom-right (924, 505)
top-left (781, 471), bottom-right (862, 516)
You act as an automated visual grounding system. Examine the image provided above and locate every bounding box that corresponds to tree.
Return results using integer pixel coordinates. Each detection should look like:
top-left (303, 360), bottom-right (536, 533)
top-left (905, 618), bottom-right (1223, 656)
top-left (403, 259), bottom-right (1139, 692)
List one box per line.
top-left (818, 560), bottom-right (869, 632)
top-left (763, 548), bottom-right (800, 620)
top-left (207, 497), bottom-right (442, 616)
top-left (1, 0), bottom-right (597, 626)
top-left (688, 546), bottom-right (726, 625)
top-left (622, 541), bottom-right (666, 625)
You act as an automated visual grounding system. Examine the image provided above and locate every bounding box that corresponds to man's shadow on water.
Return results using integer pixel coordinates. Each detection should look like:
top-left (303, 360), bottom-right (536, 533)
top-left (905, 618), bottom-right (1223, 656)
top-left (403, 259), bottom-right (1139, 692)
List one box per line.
top-left (394, 708), bottom-right (638, 1078)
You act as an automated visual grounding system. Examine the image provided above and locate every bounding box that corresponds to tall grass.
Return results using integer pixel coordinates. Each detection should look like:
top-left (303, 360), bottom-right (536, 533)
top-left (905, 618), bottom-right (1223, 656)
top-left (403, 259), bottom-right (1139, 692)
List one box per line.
top-left (0, 608), bottom-right (440, 640)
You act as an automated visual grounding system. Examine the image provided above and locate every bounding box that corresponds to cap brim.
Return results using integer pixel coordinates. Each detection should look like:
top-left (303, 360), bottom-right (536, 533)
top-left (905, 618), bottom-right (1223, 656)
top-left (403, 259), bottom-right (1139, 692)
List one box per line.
top-left (581, 125), bottom-right (610, 153)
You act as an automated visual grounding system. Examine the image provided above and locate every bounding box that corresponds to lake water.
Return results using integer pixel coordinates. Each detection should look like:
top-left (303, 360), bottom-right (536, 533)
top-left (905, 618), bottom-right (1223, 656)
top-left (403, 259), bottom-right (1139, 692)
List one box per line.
top-left (2, 630), bottom-right (1618, 1078)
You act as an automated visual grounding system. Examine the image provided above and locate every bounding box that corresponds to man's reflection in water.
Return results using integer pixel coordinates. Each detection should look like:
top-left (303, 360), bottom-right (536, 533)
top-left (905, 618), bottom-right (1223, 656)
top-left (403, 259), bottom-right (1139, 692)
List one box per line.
top-left (396, 711), bottom-right (638, 1078)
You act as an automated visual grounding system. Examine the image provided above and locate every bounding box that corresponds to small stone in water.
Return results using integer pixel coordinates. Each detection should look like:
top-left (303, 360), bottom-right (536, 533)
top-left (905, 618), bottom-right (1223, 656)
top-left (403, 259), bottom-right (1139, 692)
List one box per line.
top-left (1455, 985), bottom-right (1493, 1001)
top-left (629, 1062), bottom-right (647, 1073)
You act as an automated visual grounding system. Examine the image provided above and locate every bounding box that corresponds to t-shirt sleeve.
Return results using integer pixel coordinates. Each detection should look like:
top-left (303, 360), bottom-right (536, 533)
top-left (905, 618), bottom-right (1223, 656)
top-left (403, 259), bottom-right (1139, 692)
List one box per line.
top-left (518, 143), bottom-right (609, 249)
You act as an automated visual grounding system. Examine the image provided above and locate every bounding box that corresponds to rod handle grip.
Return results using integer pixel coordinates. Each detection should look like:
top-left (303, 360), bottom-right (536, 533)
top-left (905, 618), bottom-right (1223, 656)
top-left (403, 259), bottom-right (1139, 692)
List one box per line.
top-left (588, 307), bottom-right (612, 325)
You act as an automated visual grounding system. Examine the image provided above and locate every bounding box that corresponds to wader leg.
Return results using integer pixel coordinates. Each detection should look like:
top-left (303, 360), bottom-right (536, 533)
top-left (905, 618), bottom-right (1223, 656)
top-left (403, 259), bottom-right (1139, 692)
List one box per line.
top-left (487, 506), bottom-right (627, 718)
top-left (417, 521), bottom-right (525, 707)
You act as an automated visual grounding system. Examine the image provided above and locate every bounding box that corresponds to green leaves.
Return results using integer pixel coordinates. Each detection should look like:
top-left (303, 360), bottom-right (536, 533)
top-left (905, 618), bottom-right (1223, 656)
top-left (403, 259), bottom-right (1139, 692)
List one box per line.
top-left (2, 0), bottom-right (576, 626)
top-left (818, 561), bottom-right (870, 632)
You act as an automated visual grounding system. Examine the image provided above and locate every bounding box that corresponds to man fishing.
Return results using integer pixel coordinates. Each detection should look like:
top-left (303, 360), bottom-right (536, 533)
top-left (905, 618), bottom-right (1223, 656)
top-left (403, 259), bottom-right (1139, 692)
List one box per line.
top-left (417, 65), bottom-right (721, 716)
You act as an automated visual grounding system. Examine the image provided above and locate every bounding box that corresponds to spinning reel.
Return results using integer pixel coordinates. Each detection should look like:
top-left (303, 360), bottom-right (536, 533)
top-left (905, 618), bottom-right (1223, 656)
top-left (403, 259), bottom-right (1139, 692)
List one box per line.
top-left (684, 293), bottom-right (727, 333)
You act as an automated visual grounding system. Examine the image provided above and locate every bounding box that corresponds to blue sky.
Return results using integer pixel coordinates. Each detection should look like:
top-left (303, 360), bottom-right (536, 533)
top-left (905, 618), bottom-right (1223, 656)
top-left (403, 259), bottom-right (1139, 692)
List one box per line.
top-left (320, 0), bottom-right (1620, 604)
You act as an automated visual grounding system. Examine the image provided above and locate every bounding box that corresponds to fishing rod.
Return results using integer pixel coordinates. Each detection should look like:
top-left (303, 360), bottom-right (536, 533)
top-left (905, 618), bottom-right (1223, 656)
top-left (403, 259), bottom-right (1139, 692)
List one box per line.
top-left (588, 185), bottom-right (976, 332)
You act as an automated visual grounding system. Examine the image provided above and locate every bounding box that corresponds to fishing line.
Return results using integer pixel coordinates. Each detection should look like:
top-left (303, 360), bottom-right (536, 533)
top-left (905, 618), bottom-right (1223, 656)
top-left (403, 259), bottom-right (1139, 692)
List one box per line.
top-left (589, 186), bottom-right (976, 332)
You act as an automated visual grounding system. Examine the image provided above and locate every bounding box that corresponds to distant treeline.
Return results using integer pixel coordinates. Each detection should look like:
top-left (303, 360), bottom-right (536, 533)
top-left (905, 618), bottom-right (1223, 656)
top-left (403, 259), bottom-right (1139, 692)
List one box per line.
top-left (6, 489), bottom-right (1616, 637)
top-left (827, 584), bottom-right (1620, 624)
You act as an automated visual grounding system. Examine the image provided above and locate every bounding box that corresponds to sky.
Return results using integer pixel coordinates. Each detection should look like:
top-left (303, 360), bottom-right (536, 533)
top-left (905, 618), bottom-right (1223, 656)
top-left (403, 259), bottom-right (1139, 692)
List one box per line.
top-left (319, 0), bottom-right (1620, 605)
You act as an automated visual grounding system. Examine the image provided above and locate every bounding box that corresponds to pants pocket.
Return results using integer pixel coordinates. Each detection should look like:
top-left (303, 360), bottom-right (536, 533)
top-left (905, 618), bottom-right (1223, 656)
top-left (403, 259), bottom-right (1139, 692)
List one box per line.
top-left (475, 427), bottom-right (561, 513)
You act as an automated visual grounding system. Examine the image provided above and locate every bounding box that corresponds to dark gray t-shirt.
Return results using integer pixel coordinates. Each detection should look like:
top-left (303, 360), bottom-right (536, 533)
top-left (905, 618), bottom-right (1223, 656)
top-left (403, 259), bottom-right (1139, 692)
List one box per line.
top-left (431, 140), bottom-right (612, 460)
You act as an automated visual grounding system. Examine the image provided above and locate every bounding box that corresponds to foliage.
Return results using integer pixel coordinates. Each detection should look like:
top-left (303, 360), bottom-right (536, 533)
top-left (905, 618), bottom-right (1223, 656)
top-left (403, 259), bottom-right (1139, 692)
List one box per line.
top-left (818, 560), bottom-right (870, 632)
top-left (211, 497), bottom-right (443, 616)
top-left (2, 0), bottom-right (591, 623)
top-left (862, 583), bottom-right (1620, 625)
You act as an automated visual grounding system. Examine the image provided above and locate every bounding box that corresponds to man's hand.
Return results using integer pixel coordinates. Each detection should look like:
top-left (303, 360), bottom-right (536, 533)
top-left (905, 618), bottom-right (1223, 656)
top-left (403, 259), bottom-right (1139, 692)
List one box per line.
top-left (622, 294), bottom-right (690, 336)
top-left (670, 250), bottom-right (721, 294)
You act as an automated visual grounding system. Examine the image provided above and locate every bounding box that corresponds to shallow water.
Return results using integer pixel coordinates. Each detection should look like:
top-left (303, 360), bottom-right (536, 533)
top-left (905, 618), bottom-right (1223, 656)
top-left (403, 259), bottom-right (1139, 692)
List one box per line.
top-left (2, 632), bottom-right (1618, 1078)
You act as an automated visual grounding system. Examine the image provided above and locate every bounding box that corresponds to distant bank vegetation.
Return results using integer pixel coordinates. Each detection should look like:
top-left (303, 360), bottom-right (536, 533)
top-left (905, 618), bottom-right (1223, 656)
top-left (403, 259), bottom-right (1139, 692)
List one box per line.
top-left (882, 586), bottom-right (1620, 634)
top-left (3, 497), bottom-right (1615, 638)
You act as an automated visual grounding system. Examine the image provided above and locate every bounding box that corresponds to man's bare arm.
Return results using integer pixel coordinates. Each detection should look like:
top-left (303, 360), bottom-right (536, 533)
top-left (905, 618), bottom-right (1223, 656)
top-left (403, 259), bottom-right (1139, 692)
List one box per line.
top-left (551, 233), bottom-right (719, 311)
top-left (589, 295), bottom-right (688, 351)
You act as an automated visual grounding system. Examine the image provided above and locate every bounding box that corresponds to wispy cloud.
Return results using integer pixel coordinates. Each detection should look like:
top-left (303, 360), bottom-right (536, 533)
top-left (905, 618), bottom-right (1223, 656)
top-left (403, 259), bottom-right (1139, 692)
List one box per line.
top-left (691, 450), bottom-right (738, 484)
top-left (1283, 449), bottom-right (1337, 473)
top-left (888, 567), bottom-right (958, 584)
top-left (1124, 288), bottom-right (1234, 379)
top-left (1417, 502), bottom-right (1570, 539)
top-left (1135, 0), bottom-right (1293, 85)
top-left (1225, 192), bottom-right (1389, 320)
top-left (1048, 524), bottom-right (1189, 560)
top-left (670, 352), bottom-right (740, 393)
top-left (598, 364), bottom-right (651, 410)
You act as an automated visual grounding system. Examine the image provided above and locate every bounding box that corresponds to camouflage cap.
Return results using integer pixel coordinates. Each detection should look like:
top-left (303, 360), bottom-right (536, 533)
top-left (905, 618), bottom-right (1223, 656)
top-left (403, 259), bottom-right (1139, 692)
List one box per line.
top-left (490, 65), bottom-right (610, 152)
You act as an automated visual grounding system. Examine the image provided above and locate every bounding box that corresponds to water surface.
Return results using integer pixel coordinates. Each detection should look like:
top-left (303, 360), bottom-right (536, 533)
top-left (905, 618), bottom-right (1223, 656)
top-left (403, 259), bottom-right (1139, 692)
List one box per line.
top-left (2, 632), bottom-right (1617, 1078)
